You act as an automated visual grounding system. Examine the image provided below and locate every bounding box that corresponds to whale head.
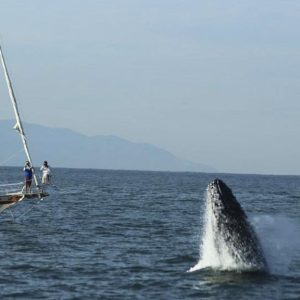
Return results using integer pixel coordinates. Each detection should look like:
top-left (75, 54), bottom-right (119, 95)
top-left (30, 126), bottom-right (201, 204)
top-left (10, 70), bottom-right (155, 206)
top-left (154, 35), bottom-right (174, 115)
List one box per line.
top-left (207, 179), bottom-right (247, 222)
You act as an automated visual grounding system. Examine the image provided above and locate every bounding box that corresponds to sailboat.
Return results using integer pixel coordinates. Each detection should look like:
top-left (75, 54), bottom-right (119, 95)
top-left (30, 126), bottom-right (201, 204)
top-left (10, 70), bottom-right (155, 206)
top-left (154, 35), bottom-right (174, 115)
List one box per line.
top-left (0, 45), bottom-right (48, 213)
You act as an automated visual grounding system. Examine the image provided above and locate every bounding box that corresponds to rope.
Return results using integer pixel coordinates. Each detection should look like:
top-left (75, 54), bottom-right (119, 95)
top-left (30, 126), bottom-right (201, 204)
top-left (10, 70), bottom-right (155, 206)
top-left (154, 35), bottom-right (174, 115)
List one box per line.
top-left (0, 182), bottom-right (23, 187)
top-left (0, 147), bottom-right (24, 166)
top-left (14, 202), bottom-right (38, 221)
top-left (7, 196), bottom-right (39, 221)
top-left (9, 207), bottom-right (15, 222)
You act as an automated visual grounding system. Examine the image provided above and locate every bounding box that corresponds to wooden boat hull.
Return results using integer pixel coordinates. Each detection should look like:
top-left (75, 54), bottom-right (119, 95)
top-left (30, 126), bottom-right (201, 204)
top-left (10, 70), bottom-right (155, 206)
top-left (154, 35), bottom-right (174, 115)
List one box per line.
top-left (0, 194), bottom-right (24, 205)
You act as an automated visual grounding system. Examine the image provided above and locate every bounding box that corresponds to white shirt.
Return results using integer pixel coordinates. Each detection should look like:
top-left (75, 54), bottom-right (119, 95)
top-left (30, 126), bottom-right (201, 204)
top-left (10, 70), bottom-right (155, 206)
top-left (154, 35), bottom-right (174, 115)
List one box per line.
top-left (40, 165), bottom-right (51, 176)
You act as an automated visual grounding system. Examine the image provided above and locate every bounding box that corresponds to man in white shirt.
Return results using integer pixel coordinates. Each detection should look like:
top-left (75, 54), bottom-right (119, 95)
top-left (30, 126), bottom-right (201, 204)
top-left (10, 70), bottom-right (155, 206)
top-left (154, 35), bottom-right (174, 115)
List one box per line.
top-left (40, 161), bottom-right (51, 185)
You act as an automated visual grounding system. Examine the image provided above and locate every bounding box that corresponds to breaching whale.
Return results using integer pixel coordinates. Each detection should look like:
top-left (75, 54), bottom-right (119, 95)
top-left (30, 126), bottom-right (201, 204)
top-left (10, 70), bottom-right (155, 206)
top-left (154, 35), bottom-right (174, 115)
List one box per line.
top-left (206, 178), bottom-right (268, 271)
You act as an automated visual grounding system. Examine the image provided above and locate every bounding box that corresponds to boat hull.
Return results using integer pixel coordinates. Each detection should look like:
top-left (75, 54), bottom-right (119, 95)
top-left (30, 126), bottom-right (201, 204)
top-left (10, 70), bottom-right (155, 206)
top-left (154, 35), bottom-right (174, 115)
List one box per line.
top-left (0, 191), bottom-right (49, 205)
top-left (0, 194), bottom-right (24, 205)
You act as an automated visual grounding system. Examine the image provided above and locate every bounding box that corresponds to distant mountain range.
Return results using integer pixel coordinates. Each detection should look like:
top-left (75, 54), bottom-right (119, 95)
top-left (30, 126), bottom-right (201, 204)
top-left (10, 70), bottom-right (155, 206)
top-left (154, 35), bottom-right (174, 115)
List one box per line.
top-left (0, 120), bottom-right (216, 173)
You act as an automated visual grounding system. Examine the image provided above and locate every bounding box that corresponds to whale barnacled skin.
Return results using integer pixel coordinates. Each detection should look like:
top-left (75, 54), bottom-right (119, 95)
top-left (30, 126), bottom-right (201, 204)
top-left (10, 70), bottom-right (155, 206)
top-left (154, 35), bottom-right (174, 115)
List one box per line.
top-left (207, 179), bottom-right (268, 271)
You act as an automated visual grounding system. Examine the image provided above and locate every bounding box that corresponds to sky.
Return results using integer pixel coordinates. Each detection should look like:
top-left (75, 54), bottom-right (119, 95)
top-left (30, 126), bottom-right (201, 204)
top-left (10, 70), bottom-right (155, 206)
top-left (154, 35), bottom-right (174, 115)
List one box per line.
top-left (0, 0), bottom-right (300, 175)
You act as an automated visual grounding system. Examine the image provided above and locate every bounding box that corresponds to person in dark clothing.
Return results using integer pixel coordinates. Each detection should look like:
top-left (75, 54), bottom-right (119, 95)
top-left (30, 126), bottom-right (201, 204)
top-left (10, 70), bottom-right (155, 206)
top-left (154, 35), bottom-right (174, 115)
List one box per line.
top-left (23, 161), bottom-right (33, 193)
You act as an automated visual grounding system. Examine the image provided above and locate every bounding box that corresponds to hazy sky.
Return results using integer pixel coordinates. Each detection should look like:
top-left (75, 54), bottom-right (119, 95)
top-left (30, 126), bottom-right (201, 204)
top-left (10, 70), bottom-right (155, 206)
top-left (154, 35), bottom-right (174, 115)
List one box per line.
top-left (0, 0), bottom-right (300, 175)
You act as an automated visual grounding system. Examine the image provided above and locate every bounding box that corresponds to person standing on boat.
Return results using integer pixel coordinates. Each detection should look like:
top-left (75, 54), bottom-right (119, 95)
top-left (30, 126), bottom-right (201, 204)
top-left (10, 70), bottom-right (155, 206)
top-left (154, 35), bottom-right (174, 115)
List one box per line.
top-left (40, 161), bottom-right (51, 185)
top-left (23, 161), bottom-right (33, 193)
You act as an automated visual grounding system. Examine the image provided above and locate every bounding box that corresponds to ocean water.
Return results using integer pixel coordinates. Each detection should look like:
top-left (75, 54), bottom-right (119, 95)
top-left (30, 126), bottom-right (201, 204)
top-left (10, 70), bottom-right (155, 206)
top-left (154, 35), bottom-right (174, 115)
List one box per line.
top-left (0, 167), bottom-right (299, 299)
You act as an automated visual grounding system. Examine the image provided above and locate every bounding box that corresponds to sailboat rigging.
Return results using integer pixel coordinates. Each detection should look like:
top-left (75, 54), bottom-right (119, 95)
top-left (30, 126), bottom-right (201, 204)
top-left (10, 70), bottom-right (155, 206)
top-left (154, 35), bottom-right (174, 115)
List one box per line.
top-left (0, 44), bottom-right (48, 213)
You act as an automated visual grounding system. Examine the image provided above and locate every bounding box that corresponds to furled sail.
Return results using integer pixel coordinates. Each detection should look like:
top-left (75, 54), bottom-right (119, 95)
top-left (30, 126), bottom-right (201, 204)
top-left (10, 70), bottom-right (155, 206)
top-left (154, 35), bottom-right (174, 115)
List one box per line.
top-left (0, 45), bottom-right (39, 190)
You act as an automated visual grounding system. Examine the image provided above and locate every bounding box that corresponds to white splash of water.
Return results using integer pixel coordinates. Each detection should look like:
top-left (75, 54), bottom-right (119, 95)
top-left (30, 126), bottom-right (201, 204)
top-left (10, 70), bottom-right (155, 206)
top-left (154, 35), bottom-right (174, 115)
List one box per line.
top-left (252, 214), bottom-right (300, 276)
top-left (189, 193), bottom-right (242, 272)
top-left (189, 192), bottom-right (300, 274)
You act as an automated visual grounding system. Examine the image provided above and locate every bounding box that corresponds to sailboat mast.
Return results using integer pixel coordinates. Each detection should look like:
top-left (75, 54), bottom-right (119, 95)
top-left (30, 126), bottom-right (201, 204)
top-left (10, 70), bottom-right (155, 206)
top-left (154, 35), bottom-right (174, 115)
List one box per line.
top-left (0, 45), bottom-right (40, 189)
